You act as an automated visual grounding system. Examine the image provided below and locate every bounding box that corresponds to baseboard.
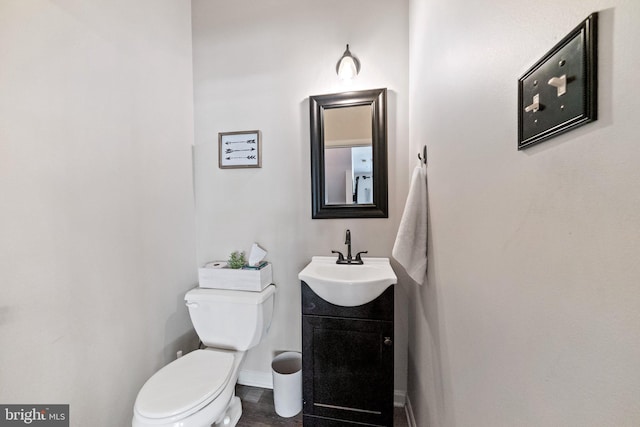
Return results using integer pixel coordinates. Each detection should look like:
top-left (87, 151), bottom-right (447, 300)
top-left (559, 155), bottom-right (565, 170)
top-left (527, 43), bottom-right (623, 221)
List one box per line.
top-left (394, 389), bottom-right (407, 407)
top-left (405, 394), bottom-right (418, 427)
top-left (237, 369), bottom-right (273, 389)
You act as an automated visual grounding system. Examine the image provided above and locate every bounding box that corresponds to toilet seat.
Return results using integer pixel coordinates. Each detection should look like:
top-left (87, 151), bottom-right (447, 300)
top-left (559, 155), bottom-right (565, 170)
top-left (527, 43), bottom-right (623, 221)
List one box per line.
top-left (134, 349), bottom-right (235, 421)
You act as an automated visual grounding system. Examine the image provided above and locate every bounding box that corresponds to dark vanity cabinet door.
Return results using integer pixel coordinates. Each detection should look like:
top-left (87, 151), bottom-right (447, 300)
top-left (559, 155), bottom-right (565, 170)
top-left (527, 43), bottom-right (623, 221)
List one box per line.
top-left (301, 282), bottom-right (394, 427)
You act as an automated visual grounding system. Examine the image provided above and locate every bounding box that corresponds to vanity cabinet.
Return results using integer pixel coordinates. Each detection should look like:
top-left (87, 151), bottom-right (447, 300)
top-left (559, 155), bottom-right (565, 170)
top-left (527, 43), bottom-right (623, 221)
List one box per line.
top-left (301, 281), bottom-right (394, 426)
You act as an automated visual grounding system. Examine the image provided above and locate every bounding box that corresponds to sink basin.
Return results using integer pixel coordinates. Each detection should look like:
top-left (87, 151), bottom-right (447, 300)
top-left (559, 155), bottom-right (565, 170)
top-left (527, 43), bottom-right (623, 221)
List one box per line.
top-left (298, 256), bottom-right (397, 307)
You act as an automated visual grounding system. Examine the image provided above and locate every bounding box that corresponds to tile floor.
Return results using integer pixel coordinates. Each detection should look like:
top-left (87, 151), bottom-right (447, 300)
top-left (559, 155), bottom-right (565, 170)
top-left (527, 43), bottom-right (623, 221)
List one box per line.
top-left (235, 385), bottom-right (409, 426)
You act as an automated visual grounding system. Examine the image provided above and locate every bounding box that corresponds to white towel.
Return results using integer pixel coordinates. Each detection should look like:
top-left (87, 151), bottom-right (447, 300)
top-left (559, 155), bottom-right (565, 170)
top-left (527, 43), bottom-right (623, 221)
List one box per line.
top-left (392, 165), bottom-right (427, 285)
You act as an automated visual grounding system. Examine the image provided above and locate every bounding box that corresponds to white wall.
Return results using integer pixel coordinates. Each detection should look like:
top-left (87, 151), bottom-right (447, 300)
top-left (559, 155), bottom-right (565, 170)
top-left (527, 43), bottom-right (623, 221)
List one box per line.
top-left (408, 0), bottom-right (640, 425)
top-left (191, 0), bottom-right (410, 396)
top-left (0, 1), bottom-right (198, 425)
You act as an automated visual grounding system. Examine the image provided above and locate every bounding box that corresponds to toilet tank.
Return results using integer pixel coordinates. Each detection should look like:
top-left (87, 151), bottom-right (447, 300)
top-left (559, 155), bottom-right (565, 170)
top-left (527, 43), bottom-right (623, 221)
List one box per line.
top-left (184, 284), bottom-right (276, 351)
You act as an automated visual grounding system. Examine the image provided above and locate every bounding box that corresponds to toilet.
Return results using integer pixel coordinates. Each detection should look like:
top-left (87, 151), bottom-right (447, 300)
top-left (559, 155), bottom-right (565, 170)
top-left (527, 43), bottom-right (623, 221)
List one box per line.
top-left (132, 284), bottom-right (276, 427)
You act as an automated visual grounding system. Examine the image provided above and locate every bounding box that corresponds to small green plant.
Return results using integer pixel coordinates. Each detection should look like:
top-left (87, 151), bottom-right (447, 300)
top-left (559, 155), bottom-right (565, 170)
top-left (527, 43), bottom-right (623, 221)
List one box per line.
top-left (228, 251), bottom-right (246, 269)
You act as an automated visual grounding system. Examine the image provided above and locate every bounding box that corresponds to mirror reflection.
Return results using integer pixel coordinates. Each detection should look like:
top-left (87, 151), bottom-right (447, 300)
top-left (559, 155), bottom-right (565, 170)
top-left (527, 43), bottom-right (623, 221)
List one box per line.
top-left (309, 88), bottom-right (387, 219)
top-left (323, 105), bottom-right (373, 205)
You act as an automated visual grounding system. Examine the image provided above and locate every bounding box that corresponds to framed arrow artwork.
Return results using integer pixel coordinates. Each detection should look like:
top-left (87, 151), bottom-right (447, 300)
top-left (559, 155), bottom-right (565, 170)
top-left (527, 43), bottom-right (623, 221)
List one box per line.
top-left (218, 130), bottom-right (262, 169)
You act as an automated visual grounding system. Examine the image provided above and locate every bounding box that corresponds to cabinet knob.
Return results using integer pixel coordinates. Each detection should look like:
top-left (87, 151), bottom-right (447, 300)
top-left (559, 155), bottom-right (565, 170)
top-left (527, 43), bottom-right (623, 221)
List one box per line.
top-left (383, 337), bottom-right (393, 346)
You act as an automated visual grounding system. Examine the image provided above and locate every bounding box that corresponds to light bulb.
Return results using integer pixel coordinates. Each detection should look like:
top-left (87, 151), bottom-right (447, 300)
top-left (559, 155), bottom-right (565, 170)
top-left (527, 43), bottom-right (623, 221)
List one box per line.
top-left (338, 56), bottom-right (358, 80)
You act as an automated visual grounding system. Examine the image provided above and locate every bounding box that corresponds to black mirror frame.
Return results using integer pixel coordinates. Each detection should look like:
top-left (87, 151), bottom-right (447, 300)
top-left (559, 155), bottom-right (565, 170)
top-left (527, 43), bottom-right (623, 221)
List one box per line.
top-left (309, 88), bottom-right (388, 219)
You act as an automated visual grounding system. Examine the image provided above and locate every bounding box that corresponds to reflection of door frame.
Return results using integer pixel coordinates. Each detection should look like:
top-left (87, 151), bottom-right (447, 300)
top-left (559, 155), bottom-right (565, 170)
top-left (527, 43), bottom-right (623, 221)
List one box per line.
top-left (344, 171), bottom-right (353, 204)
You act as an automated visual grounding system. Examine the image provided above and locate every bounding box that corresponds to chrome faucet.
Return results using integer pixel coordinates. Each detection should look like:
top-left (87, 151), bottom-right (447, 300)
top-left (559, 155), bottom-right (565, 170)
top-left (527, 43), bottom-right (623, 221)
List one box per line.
top-left (332, 229), bottom-right (367, 265)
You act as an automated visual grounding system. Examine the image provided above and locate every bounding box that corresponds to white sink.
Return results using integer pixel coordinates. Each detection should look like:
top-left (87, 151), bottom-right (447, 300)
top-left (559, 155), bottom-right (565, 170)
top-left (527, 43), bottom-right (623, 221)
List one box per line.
top-left (298, 256), bottom-right (397, 307)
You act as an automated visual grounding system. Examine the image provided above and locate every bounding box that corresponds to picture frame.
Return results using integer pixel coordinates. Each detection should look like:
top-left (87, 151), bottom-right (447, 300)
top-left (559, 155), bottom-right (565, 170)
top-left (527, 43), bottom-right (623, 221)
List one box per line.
top-left (218, 130), bottom-right (261, 168)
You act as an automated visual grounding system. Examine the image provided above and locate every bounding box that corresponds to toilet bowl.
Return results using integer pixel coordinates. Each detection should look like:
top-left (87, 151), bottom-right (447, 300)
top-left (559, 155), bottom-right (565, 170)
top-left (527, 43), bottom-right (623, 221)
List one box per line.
top-left (133, 349), bottom-right (244, 427)
top-left (132, 284), bottom-right (276, 427)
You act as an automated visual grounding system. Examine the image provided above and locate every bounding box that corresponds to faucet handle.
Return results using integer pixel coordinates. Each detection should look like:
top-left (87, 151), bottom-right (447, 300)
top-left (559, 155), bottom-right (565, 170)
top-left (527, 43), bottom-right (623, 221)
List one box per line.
top-left (355, 251), bottom-right (368, 261)
top-left (331, 250), bottom-right (345, 262)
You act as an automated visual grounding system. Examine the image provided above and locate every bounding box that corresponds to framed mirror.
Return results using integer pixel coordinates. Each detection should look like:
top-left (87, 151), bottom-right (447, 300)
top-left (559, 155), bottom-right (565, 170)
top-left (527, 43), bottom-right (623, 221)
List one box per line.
top-left (309, 88), bottom-right (388, 219)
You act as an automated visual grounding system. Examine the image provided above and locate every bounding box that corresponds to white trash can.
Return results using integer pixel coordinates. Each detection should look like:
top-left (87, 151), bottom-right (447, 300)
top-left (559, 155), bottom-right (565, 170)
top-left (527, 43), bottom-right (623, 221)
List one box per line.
top-left (271, 351), bottom-right (302, 417)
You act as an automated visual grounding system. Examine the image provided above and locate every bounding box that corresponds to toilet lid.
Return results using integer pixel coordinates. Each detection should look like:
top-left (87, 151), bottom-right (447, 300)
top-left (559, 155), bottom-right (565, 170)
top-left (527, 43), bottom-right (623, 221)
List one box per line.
top-left (135, 349), bottom-right (235, 419)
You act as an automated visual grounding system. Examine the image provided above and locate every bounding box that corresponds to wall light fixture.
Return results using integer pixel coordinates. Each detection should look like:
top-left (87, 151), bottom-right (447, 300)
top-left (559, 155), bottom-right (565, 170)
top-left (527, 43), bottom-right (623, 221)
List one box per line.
top-left (336, 44), bottom-right (360, 80)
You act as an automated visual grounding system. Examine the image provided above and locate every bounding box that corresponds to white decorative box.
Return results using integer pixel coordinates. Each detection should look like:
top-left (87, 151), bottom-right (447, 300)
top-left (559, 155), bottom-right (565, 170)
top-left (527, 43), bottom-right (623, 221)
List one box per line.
top-left (198, 263), bottom-right (272, 291)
